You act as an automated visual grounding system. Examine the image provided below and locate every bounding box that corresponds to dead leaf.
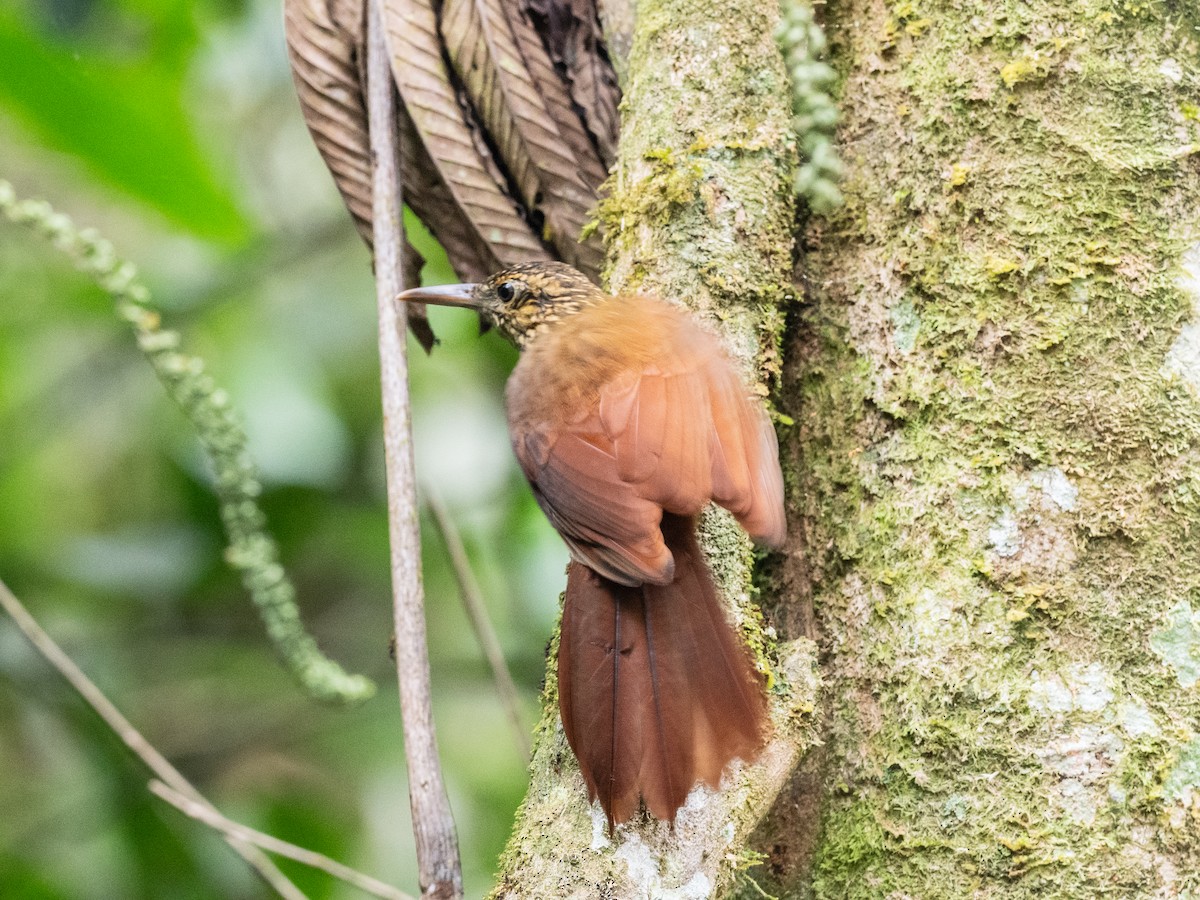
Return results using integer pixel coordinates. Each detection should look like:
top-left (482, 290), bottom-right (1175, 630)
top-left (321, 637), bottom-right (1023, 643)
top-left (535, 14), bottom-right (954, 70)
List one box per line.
top-left (439, 0), bottom-right (604, 277)
top-left (284, 0), bottom-right (437, 351)
top-left (503, 1), bottom-right (609, 197)
top-left (283, 0), bottom-right (374, 245)
top-left (383, 0), bottom-right (553, 273)
top-left (528, 0), bottom-right (622, 167)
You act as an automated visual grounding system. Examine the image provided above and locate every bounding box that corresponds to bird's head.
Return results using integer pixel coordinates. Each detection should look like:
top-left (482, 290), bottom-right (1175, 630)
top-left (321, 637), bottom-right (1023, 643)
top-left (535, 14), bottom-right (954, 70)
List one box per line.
top-left (396, 262), bottom-right (606, 348)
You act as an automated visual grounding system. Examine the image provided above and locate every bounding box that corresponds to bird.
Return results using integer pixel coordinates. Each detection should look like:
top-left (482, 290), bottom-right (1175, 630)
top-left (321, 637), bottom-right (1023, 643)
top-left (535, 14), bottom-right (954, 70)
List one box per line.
top-left (397, 261), bottom-right (786, 828)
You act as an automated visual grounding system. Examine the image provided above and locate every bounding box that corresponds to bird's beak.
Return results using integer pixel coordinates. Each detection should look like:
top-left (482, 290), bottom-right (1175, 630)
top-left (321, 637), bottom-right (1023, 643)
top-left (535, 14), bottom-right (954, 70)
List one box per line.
top-left (395, 283), bottom-right (480, 309)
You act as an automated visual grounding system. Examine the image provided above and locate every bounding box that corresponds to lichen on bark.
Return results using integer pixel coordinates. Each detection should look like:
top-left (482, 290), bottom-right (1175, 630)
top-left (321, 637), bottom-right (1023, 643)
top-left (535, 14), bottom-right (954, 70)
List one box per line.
top-left (490, 0), bottom-right (817, 896)
top-left (775, 0), bottom-right (1200, 896)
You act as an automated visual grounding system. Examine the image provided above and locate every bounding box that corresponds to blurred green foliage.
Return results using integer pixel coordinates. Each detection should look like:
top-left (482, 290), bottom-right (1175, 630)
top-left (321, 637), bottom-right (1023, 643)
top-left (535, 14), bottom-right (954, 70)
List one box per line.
top-left (0, 0), bottom-right (564, 896)
top-left (0, 0), bottom-right (250, 241)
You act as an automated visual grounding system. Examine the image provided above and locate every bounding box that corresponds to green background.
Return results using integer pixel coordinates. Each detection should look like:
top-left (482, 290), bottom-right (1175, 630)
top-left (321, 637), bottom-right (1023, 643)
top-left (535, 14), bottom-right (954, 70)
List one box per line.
top-left (0, 0), bottom-right (564, 895)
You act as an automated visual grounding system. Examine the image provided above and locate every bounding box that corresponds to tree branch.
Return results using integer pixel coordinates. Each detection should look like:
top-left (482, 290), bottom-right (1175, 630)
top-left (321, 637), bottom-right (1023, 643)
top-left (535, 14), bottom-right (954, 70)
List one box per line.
top-left (425, 489), bottom-right (531, 760)
top-left (365, 0), bottom-right (463, 895)
top-left (149, 780), bottom-right (414, 900)
top-left (0, 577), bottom-right (305, 900)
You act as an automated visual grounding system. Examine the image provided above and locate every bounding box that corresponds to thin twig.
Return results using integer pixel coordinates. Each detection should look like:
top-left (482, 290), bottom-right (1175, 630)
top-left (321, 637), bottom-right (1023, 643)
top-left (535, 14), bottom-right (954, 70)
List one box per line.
top-left (425, 490), bottom-right (531, 760)
top-left (0, 577), bottom-right (305, 900)
top-left (149, 780), bottom-right (414, 900)
top-left (365, 0), bottom-right (463, 897)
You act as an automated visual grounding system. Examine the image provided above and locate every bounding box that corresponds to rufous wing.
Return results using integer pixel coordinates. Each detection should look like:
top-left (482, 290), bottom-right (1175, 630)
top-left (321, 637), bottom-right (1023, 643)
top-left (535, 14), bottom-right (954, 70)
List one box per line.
top-left (510, 313), bottom-right (785, 587)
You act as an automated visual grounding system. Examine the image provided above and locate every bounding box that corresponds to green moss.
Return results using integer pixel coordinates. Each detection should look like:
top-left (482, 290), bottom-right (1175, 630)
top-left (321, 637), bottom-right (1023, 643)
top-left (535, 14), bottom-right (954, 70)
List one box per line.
top-left (596, 148), bottom-right (707, 240)
top-left (810, 800), bottom-right (890, 892)
top-left (999, 53), bottom-right (1048, 87)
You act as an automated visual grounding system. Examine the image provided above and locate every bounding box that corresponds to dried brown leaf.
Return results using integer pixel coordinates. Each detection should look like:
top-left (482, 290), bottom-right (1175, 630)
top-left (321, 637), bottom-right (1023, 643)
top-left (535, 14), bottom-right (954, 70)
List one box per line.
top-left (284, 0), bottom-right (436, 351)
top-left (284, 0), bottom-right (489, 280)
top-left (383, 0), bottom-right (552, 273)
top-left (527, 0), bottom-right (622, 168)
top-left (439, 0), bottom-right (604, 278)
top-left (503, 2), bottom-right (609, 192)
top-left (284, 0), bottom-right (374, 245)
top-left (283, 0), bottom-right (532, 352)
top-left (399, 104), bottom-right (499, 283)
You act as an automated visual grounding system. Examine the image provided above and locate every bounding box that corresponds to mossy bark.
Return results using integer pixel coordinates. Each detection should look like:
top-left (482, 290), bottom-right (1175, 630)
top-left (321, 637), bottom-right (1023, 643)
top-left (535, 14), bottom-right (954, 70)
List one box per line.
top-left (490, 0), bottom-right (819, 897)
top-left (758, 0), bottom-right (1200, 896)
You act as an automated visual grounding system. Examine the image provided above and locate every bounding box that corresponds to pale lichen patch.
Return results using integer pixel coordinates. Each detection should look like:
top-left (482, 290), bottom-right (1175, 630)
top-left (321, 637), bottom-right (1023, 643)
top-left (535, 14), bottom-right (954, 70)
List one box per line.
top-left (1164, 737), bottom-right (1200, 804)
top-left (1038, 726), bottom-right (1123, 829)
top-left (988, 507), bottom-right (1021, 557)
top-left (1162, 244), bottom-right (1200, 392)
top-left (909, 587), bottom-right (955, 646)
top-left (1149, 601), bottom-right (1200, 689)
top-left (1028, 671), bottom-right (1075, 715)
top-left (1119, 700), bottom-right (1160, 739)
top-left (1030, 467), bottom-right (1079, 512)
top-left (1036, 726), bottom-right (1123, 781)
top-left (1071, 663), bottom-right (1115, 714)
top-left (987, 469), bottom-right (1080, 582)
top-left (1055, 778), bottom-right (1098, 826)
top-left (1027, 663), bottom-right (1114, 716)
top-left (890, 298), bottom-right (920, 354)
top-left (1159, 58), bottom-right (1184, 85)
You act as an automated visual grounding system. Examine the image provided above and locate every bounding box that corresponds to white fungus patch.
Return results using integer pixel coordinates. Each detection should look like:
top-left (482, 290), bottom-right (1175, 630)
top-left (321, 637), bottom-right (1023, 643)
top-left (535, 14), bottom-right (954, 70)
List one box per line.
top-left (613, 833), bottom-right (715, 900)
top-left (988, 507), bottom-right (1022, 557)
top-left (1030, 467), bottom-right (1079, 512)
top-left (614, 835), bottom-right (659, 893)
top-left (670, 873), bottom-right (714, 900)
top-left (1119, 700), bottom-right (1161, 739)
top-left (1028, 663), bottom-right (1114, 715)
top-left (1162, 244), bottom-right (1200, 391)
top-left (590, 807), bottom-right (612, 851)
top-left (1159, 57), bottom-right (1183, 83)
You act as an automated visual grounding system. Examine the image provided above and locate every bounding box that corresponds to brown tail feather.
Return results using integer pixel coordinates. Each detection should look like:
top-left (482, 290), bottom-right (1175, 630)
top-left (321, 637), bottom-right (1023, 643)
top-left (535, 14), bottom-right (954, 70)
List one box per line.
top-left (557, 514), bottom-right (767, 828)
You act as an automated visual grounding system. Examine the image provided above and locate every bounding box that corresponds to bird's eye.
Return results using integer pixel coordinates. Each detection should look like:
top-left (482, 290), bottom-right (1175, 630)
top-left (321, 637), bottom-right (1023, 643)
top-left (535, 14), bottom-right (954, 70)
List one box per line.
top-left (497, 281), bottom-right (519, 303)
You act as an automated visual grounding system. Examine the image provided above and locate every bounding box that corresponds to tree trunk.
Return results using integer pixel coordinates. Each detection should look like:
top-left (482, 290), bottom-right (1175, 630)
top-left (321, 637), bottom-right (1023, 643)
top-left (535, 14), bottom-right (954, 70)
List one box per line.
top-left (490, 0), bottom-right (821, 896)
top-left (770, 0), bottom-right (1200, 896)
top-left (496, 0), bottom-right (1200, 895)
